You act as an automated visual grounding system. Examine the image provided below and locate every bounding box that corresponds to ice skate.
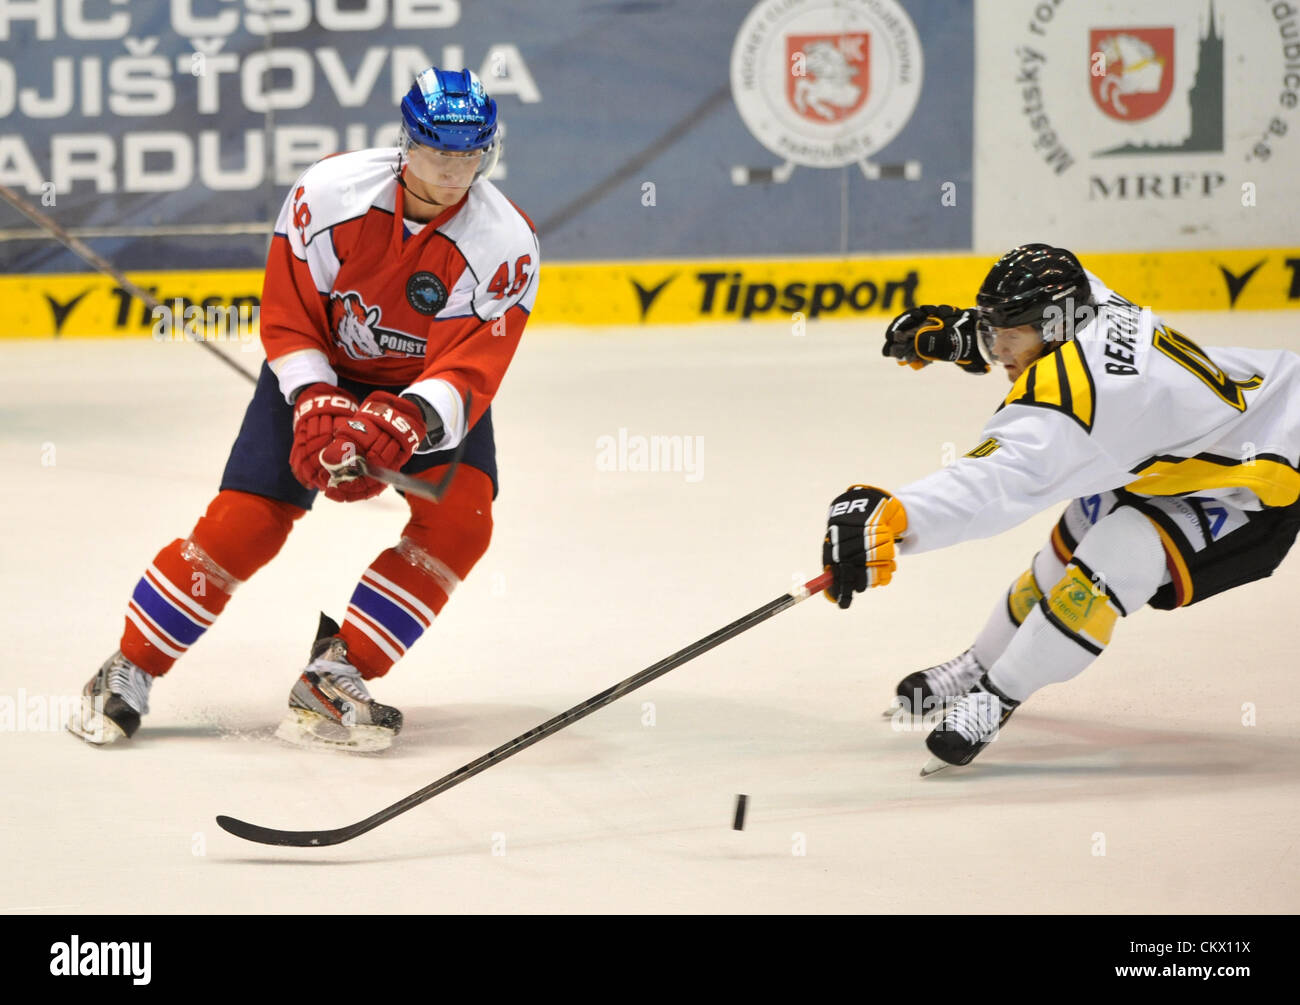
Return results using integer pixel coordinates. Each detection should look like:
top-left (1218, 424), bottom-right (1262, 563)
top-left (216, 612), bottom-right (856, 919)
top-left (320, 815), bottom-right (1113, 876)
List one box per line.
top-left (920, 674), bottom-right (1019, 776)
top-left (885, 646), bottom-right (985, 718)
top-left (275, 614), bottom-right (403, 753)
top-left (67, 651), bottom-right (155, 745)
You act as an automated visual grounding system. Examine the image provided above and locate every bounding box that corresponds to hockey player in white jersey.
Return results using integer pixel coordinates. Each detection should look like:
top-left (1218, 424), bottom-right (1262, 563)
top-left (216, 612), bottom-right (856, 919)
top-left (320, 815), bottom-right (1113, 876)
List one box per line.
top-left (821, 244), bottom-right (1300, 774)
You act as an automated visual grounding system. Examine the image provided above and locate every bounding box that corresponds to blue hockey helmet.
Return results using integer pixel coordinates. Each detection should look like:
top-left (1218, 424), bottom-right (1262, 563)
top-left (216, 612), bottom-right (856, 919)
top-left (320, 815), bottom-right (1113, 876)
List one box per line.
top-left (399, 67), bottom-right (500, 186)
top-left (401, 67), bottom-right (498, 151)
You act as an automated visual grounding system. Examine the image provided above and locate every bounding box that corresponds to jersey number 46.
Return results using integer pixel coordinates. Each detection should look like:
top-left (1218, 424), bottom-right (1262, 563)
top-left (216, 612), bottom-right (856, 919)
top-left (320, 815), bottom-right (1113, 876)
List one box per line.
top-left (487, 256), bottom-right (532, 299)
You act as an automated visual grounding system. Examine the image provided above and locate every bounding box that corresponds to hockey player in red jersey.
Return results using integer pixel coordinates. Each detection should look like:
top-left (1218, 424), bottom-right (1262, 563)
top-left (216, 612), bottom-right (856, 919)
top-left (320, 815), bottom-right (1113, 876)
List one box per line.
top-left (821, 245), bottom-right (1300, 774)
top-left (68, 67), bottom-right (539, 752)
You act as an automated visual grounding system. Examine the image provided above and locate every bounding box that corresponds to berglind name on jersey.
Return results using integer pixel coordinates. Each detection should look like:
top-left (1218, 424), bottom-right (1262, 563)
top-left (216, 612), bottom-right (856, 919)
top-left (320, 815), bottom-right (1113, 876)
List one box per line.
top-left (1099, 292), bottom-right (1144, 376)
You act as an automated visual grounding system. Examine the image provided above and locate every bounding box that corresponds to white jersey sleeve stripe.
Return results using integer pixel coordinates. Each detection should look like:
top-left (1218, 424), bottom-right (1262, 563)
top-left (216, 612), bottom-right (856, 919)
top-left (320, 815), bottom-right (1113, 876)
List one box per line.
top-left (268, 348), bottom-right (338, 403)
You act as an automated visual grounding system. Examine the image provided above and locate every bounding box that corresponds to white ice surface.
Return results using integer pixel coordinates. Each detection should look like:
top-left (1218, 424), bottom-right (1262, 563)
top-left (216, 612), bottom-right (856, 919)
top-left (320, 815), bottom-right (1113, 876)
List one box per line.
top-left (3, 313), bottom-right (1298, 914)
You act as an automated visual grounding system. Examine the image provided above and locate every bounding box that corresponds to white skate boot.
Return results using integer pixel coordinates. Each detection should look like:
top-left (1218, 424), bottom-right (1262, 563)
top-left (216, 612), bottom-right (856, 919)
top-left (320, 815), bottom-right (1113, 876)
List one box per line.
top-left (275, 615), bottom-right (403, 753)
top-left (67, 651), bottom-right (155, 744)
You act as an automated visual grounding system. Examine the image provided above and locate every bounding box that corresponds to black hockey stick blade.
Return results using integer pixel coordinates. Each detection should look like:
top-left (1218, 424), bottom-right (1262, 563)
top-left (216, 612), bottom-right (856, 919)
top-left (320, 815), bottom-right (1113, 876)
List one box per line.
top-left (215, 812), bottom-right (378, 848)
top-left (216, 570), bottom-right (834, 847)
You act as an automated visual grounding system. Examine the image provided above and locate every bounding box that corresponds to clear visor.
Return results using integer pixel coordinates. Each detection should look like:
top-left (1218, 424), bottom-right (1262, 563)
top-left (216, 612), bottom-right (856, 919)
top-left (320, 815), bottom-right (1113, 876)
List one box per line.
top-left (976, 310), bottom-right (1058, 359)
top-left (399, 125), bottom-right (499, 188)
top-left (975, 312), bottom-right (998, 362)
top-left (405, 144), bottom-right (482, 187)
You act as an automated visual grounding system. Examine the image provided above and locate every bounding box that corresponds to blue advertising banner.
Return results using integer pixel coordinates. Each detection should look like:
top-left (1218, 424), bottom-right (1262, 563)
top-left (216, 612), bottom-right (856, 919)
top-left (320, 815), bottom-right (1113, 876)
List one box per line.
top-left (0, 0), bottom-right (973, 272)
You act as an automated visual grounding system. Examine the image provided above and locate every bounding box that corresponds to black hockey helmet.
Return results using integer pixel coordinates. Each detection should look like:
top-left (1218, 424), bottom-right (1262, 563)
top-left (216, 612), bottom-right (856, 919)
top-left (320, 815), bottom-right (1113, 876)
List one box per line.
top-left (976, 244), bottom-right (1092, 341)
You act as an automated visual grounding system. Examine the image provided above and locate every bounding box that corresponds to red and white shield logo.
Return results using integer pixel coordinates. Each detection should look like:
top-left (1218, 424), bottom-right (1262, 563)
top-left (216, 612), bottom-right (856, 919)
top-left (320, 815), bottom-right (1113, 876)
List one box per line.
top-left (1090, 27), bottom-right (1175, 122)
top-left (786, 32), bottom-right (870, 123)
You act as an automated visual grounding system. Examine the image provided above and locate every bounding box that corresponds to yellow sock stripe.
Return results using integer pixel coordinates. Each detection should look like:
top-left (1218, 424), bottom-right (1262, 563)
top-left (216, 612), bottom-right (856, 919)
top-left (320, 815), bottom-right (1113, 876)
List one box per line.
top-left (1045, 565), bottom-right (1119, 648)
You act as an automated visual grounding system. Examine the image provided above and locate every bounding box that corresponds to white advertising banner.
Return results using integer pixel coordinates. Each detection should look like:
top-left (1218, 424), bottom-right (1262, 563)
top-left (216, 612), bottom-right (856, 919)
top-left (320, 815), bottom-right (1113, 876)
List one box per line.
top-left (974, 0), bottom-right (1300, 251)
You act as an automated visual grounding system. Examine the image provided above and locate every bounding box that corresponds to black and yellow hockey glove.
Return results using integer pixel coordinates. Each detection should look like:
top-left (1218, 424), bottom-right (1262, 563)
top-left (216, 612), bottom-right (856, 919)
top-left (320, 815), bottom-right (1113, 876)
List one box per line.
top-left (882, 305), bottom-right (989, 375)
top-left (822, 486), bottom-right (908, 609)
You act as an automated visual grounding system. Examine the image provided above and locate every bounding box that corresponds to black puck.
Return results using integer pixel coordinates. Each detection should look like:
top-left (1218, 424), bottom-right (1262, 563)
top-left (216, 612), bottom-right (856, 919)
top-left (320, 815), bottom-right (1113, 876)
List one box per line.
top-left (732, 793), bottom-right (748, 830)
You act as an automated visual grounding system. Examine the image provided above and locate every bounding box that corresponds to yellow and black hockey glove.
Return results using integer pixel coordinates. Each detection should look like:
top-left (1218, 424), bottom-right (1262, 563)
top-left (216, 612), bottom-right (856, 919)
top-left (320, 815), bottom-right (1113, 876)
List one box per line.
top-left (882, 305), bottom-right (989, 375)
top-left (822, 486), bottom-right (908, 609)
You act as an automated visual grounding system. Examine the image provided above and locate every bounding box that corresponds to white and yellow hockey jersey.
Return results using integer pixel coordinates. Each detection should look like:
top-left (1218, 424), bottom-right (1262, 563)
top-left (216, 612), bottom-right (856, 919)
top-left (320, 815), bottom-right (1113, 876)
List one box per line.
top-left (896, 273), bottom-right (1300, 555)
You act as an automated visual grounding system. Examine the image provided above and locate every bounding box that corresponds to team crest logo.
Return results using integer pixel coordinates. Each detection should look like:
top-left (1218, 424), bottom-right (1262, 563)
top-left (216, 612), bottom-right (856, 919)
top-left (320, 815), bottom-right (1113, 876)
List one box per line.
top-left (406, 271), bottom-right (448, 316)
top-left (329, 292), bottom-right (427, 361)
top-left (785, 33), bottom-right (870, 123)
top-left (731, 0), bottom-right (923, 173)
top-left (1090, 28), bottom-right (1175, 122)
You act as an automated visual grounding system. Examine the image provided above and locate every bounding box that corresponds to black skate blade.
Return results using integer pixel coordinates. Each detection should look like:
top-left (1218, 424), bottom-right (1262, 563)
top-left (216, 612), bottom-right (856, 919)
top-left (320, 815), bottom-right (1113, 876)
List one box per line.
top-left (216, 814), bottom-right (364, 848)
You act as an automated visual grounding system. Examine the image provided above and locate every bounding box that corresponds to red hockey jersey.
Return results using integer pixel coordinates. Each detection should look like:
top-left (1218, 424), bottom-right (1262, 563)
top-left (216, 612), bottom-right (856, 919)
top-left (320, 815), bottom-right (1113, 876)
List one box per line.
top-left (259, 147), bottom-right (539, 451)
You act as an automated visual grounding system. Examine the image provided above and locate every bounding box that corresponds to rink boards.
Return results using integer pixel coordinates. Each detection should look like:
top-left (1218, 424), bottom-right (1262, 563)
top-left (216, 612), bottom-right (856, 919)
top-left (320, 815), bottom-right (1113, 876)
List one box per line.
top-left (3, 246), bottom-right (1299, 339)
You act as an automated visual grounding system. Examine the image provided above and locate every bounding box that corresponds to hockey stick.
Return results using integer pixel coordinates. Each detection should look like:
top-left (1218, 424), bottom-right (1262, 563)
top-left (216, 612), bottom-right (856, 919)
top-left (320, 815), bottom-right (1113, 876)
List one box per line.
top-left (356, 456), bottom-right (457, 503)
top-left (4, 183), bottom-right (476, 504)
top-left (0, 183), bottom-right (259, 385)
top-left (216, 570), bottom-right (834, 847)
top-left (349, 388), bottom-right (475, 503)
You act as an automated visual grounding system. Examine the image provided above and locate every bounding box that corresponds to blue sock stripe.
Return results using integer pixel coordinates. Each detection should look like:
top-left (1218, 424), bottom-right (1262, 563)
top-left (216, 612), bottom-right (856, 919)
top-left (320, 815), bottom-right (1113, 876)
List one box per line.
top-left (349, 583), bottom-right (425, 650)
top-left (131, 578), bottom-right (207, 648)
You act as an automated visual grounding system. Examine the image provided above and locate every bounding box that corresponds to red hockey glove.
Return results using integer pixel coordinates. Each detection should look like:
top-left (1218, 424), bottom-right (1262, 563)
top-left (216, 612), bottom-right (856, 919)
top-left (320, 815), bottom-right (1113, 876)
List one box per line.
top-left (289, 383), bottom-right (359, 491)
top-left (318, 392), bottom-right (427, 502)
top-left (822, 485), bottom-right (908, 609)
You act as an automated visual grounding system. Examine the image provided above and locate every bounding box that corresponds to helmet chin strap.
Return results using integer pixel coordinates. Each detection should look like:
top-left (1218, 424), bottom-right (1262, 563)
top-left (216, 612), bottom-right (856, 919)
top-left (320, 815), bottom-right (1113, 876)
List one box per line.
top-left (391, 162), bottom-right (454, 209)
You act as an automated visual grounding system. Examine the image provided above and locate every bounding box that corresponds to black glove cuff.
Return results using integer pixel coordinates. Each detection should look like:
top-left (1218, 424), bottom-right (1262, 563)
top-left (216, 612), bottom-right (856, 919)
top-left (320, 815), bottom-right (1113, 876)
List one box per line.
top-left (400, 393), bottom-right (446, 449)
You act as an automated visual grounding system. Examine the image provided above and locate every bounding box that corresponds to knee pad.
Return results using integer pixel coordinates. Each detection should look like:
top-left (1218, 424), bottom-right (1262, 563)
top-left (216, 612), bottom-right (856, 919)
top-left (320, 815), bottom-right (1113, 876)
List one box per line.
top-left (190, 490), bottom-right (304, 583)
top-left (1070, 506), bottom-right (1167, 616)
top-left (1005, 542), bottom-right (1066, 628)
top-left (400, 465), bottom-right (494, 581)
top-left (1041, 506), bottom-right (1165, 652)
top-left (1004, 565), bottom-right (1043, 627)
top-left (989, 508), bottom-right (1164, 700)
